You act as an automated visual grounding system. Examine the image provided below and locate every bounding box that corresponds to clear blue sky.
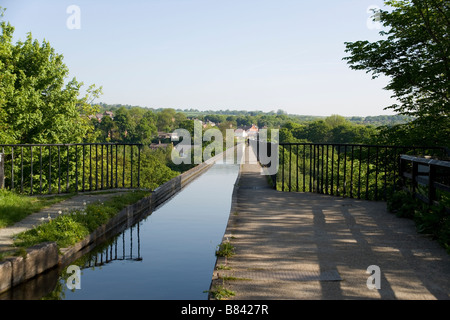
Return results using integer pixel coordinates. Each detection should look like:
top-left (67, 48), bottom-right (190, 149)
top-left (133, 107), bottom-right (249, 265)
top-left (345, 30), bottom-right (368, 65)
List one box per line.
top-left (1, 0), bottom-right (395, 117)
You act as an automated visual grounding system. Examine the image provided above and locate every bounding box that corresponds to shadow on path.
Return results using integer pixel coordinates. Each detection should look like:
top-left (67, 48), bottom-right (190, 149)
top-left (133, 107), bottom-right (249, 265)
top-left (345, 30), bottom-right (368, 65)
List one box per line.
top-left (213, 146), bottom-right (450, 300)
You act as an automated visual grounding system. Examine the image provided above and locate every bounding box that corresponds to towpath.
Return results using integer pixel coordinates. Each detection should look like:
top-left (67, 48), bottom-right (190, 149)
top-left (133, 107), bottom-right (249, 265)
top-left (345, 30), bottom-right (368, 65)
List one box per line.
top-left (211, 145), bottom-right (450, 299)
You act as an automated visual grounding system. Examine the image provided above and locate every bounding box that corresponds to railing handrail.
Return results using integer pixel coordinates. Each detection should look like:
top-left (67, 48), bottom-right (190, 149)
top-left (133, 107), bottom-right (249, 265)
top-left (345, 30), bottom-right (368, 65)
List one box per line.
top-left (278, 141), bottom-right (448, 151)
top-left (0, 143), bottom-right (143, 147)
top-left (400, 154), bottom-right (450, 168)
top-left (0, 142), bottom-right (142, 195)
top-left (266, 140), bottom-right (449, 202)
top-left (399, 154), bottom-right (450, 207)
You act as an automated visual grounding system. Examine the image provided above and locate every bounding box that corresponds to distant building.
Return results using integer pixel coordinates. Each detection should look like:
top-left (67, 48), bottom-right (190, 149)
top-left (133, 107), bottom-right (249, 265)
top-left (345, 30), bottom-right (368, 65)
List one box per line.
top-left (104, 111), bottom-right (114, 118)
top-left (89, 111), bottom-right (114, 123)
top-left (157, 132), bottom-right (172, 140)
top-left (157, 132), bottom-right (179, 141)
top-left (204, 120), bottom-right (216, 128)
top-left (194, 119), bottom-right (216, 128)
top-left (245, 124), bottom-right (259, 139)
top-left (150, 140), bottom-right (172, 150)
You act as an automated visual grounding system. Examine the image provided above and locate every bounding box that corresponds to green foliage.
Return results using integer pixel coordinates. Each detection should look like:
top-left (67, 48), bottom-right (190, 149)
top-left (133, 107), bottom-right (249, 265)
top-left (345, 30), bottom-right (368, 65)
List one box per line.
top-left (92, 105), bottom-right (190, 145)
top-left (206, 285), bottom-right (236, 300)
top-left (13, 190), bottom-right (149, 249)
top-left (387, 190), bottom-right (450, 253)
top-left (14, 214), bottom-right (90, 248)
top-left (348, 115), bottom-right (413, 127)
top-left (136, 110), bottom-right (158, 144)
top-left (156, 108), bottom-right (177, 132)
top-left (139, 146), bottom-right (179, 190)
top-left (0, 13), bottom-right (101, 144)
top-left (279, 116), bottom-right (377, 144)
top-left (0, 189), bottom-right (70, 228)
top-left (374, 117), bottom-right (450, 149)
top-left (215, 241), bottom-right (235, 258)
top-left (344, 0), bottom-right (449, 148)
top-left (386, 190), bottom-right (417, 218)
top-left (97, 104), bottom-right (408, 143)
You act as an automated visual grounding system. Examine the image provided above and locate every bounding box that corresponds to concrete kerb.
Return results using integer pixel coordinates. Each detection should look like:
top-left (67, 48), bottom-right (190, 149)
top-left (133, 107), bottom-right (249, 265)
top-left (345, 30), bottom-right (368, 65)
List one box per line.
top-left (0, 146), bottom-right (237, 295)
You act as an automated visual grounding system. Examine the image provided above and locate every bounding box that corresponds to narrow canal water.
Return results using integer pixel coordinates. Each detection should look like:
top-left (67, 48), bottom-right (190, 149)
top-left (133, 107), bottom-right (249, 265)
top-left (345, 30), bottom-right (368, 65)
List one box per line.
top-left (43, 162), bottom-right (239, 300)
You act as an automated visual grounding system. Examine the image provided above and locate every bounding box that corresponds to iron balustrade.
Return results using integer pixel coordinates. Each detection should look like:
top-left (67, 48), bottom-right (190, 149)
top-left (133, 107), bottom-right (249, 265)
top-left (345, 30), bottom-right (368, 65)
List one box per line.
top-left (273, 142), bottom-right (448, 201)
top-left (400, 155), bottom-right (450, 207)
top-left (0, 143), bottom-right (142, 195)
top-left (250, 139), bottom-right (278, 189)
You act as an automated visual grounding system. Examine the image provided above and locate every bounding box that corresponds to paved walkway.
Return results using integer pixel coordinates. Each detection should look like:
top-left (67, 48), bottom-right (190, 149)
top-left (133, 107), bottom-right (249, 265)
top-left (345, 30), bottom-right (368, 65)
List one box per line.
top-left (212, 146), bottom-right (450, 300)
top-left (0, 190), bottom-right (131, 253)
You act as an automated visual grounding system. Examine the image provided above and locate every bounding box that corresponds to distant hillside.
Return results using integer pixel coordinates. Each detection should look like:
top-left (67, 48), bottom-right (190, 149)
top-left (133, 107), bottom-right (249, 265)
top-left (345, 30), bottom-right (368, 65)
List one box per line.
top-left (96, 103), bottom-right (413, 127)
top-left (346, 115), bottom-right (413, 127)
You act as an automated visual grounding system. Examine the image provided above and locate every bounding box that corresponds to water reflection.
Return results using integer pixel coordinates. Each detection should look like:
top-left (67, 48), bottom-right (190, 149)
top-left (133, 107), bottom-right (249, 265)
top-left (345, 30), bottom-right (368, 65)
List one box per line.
top-left (84, 224), bottom-right (142, 268)
top-left (49, 223), bottom-right (145, 300)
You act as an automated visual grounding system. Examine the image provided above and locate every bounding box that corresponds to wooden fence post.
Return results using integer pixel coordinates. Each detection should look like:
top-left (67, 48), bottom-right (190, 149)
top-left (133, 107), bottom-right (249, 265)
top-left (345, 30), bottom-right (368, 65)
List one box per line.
top-left (428, 164), bottom-right (436, 206)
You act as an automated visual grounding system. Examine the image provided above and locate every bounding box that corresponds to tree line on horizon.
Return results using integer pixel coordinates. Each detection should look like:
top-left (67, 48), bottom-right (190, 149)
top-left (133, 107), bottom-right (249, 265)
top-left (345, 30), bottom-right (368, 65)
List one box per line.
top-left (93, 103), bottom-right (414, 145)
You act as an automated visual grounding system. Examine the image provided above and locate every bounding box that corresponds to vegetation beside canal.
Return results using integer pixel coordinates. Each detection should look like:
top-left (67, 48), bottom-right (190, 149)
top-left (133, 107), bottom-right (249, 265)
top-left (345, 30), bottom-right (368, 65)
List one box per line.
top-left (12, 190), bottom-right (149, 250)
top-left (215, 241), bottom-right (235, 258)
top-left (0, 190), bottom-right (71, 228)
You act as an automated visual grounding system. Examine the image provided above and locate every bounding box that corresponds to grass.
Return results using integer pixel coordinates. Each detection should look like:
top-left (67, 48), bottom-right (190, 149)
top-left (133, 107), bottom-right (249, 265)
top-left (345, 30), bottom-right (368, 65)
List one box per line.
top-left (12, 190), bottom-right (150, 249)
top-left (205, 285), bottom-right (236, 300)
top-left (216, 264), bottom-right (232, 270)
top-left (217, 275), bottom-right (251, 281)
top-left (0, 248), bottom-right (27, 261)
top-left (0, 189), bottom-right (72, 228)
top-left (215, 241), bottom-right (235, 258)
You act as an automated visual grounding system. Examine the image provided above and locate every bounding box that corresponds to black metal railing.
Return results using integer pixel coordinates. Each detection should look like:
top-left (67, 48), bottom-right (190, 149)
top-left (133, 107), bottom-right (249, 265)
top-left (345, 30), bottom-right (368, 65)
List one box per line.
top-left (0, 143), bottom-right (142, 195)
top-left (400, 155), bottom-right (450, 207)
top-left (274, 143), bottom-right (448, 201)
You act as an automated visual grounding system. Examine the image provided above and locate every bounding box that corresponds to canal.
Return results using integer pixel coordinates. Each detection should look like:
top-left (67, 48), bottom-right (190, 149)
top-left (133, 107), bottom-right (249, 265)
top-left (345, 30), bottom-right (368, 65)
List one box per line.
top-left (4, 161), bottom-right (240, 300)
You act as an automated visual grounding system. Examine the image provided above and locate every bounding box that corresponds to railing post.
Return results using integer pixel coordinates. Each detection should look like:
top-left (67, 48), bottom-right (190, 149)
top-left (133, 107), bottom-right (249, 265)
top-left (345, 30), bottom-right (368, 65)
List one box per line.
top-left (411, 160), bottom-right (418, 199)
top-left (399, 155), bottom-right (405, 192)
top-left (0, 153), bottom-right (4, 189)
top-left (256, 133), bottom-right (260, 162)
top-left (138, 144), bottom-right (141, 188)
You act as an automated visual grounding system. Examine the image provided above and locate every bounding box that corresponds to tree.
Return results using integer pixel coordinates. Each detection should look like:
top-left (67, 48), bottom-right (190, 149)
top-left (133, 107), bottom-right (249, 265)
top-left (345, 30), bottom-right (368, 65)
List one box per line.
top-left (139, 147), bottom-right (179, 190)
top-left (114, 107), bottom-right (132, 141)
top-left (204, 114), bottom-right (225, 124)
top-left (0, 10), bottom-right (101, 144)
top-left (0, 9), bottom-right (14, 144)
top-left (305, 120), bottom-right (331, 143)
top-left (97, 115), bottom-right (116, 141)
top-left (135, 110), bottom-right (157, 144)
top-left (157, 108), bottom-right (177, 132)
top-left (343, 0), bottom-right (449, 147)
top-left (324, 115), bottom-right (348, 128)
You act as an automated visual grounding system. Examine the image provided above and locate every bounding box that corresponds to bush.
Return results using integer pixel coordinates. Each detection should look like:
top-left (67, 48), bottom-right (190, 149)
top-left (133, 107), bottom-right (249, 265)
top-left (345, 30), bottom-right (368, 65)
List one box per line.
top-left (386, 190), bottom-right (417, 219)
top-left (387, 190), bottom-right (450, 254)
